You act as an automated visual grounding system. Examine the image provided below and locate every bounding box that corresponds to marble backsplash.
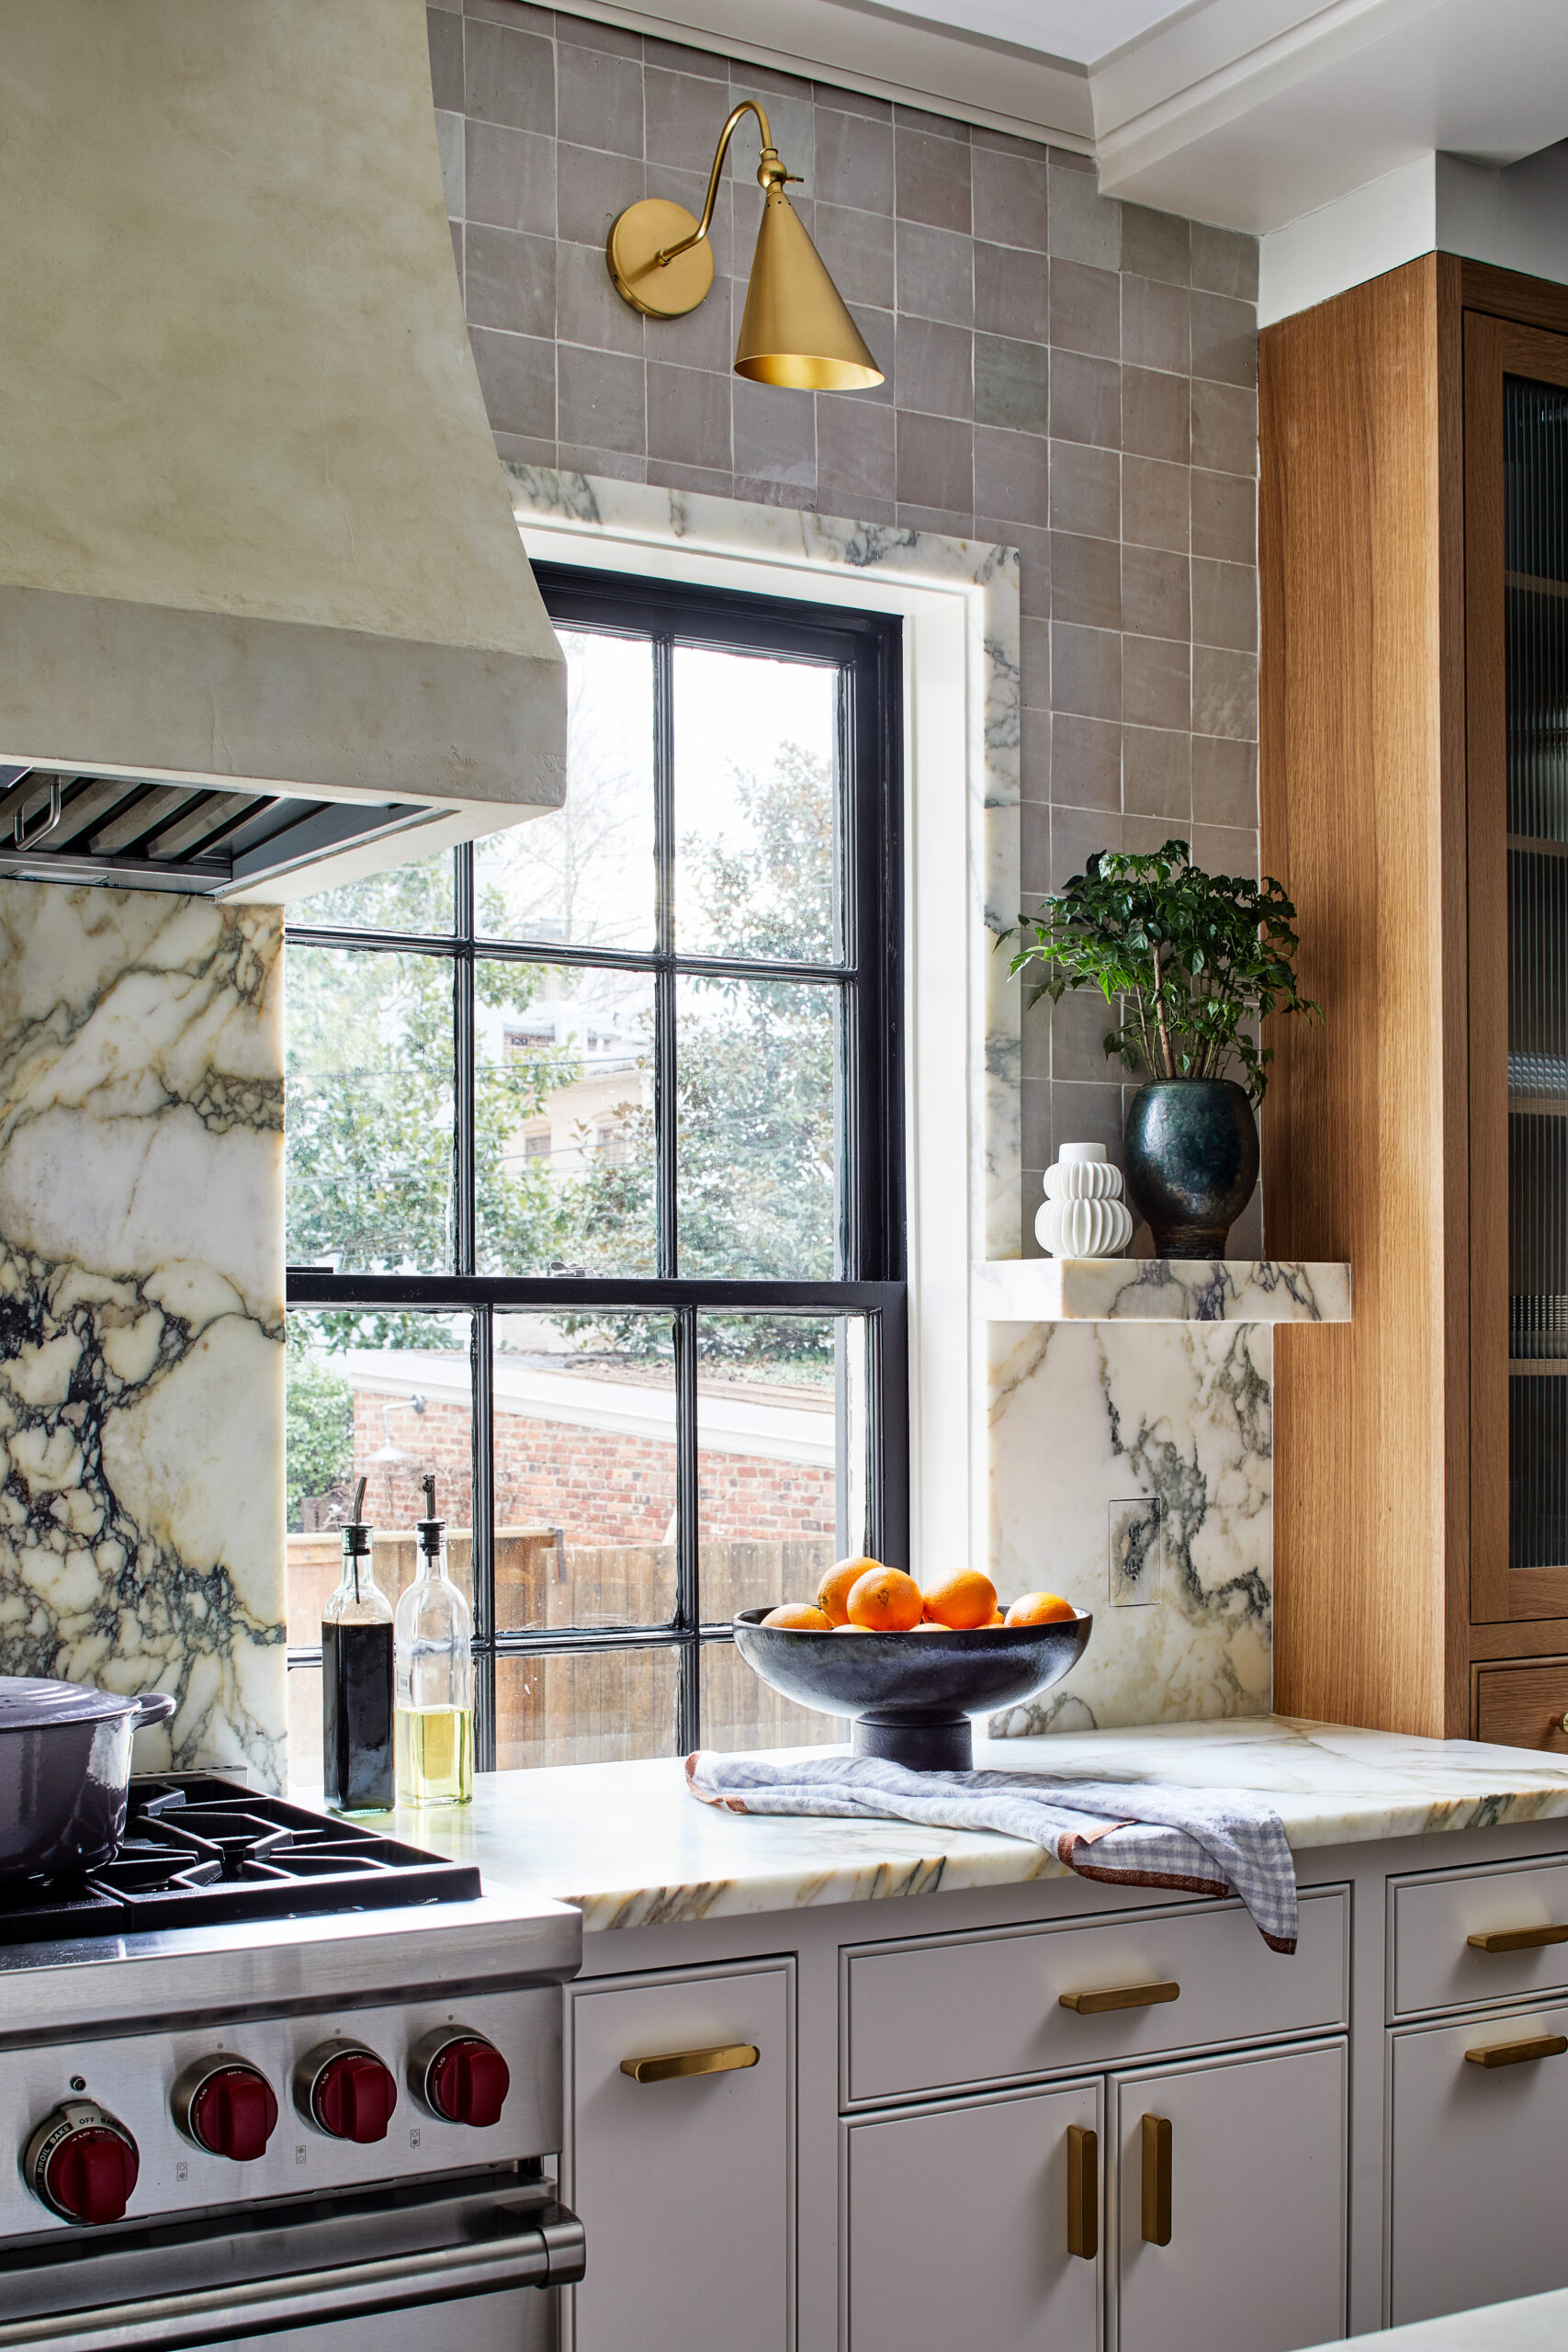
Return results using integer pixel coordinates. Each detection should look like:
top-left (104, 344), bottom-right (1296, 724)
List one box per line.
top-left (987, 1317), bottom-right (1273, 1734)
top-left (0, 881), bottom-right (286, 1787)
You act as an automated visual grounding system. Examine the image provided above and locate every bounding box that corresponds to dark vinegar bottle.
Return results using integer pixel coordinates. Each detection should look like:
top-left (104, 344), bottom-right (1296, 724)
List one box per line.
top-left (321, 1477), bottom-right (395, 1813)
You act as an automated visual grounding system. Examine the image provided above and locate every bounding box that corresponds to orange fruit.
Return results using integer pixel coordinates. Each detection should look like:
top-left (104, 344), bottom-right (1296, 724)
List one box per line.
top-left (833, 1622), bottom-right (873, 1634)
top-left (1005, 1590), bottom-right (1077, 1626)
top-left (988, 1610), bottom-right (1006, 1625)
top-left (847, 1564), bottom-right (924, 1632)
top-left (761, 1603), bottom-right (832, 1630)
top-left (818, 1555), bottom-right (880, 1626)
top-left (921, 1567), bottom-right (998, 1630)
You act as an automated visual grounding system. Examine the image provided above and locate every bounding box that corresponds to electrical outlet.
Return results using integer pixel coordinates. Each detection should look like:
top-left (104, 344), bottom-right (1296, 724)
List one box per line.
top-left (1110, 1498), bottom-right (1162, 1606)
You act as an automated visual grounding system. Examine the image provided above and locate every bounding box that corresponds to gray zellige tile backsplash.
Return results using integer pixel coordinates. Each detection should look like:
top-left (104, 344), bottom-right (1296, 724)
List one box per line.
top-left (431, 0), bottom-right (1260, 1255)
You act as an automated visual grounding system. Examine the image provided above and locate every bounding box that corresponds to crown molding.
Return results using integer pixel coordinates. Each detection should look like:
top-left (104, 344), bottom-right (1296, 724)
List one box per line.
top-left (548, 0), bottom-right (1094, 148)
top-left (1092, 0), bottom-right (1568, 232)
top-left (1092, 0), bottom-right (1438, 198)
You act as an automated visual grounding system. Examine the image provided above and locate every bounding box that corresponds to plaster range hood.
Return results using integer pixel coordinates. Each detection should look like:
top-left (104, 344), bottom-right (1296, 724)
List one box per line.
top-left (0, 0), bottom-right (567, 904)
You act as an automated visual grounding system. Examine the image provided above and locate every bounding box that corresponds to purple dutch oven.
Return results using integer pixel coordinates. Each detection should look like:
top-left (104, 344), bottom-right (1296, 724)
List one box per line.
top-left (0, 1677), bottom-right (176, 1881)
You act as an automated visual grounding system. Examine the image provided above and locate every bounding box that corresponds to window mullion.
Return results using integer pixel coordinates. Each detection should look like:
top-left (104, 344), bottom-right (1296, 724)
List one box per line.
top-left (675, 1301), bottom-right (700, 1751)
top-left (654, 632), bottom-right (678, 1283)
top-left (454, 843), bottom-right (477, 1280)
top-left (471, 1298), bottom-right (496, 1772)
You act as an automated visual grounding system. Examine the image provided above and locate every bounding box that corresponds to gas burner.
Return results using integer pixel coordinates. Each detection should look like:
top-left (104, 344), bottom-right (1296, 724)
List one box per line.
top-left (0, 1775), bottom-right (480, 1945)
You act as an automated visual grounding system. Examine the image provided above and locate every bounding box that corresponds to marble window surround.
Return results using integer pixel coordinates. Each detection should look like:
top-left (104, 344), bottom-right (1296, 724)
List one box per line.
top-left (508, 470), bottom-right (1284, 1740)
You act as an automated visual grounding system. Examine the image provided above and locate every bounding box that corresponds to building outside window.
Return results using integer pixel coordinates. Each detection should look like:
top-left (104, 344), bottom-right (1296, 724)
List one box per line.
top-left (282, 567), bottom-right (906, 1771)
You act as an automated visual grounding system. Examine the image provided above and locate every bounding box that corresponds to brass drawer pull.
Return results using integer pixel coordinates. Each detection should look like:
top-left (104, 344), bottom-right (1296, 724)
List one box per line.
top-left (1463, 2033), bottom-right (1568, 2070)
top-left (1060, 1981), bottom-right (1179, 2016)
top-left (1467, 1925), bottom-right (1568, 1953)
top-left (1066, 2123), bottom-right (1098, 2261)
top-left (620, 2043), bottom-right (760, 2085)
top-left (1141, 2113), bottom-right (1172, 2245)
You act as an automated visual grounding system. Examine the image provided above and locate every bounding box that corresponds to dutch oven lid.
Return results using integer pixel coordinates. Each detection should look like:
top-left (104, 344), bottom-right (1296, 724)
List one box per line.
top-left (0, 1675), bottom-right (148, 1729)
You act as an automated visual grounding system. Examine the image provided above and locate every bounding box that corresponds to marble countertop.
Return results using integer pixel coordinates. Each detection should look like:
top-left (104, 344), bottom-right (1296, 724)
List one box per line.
top-left (344, 1715), bottom-right (1568, 1934)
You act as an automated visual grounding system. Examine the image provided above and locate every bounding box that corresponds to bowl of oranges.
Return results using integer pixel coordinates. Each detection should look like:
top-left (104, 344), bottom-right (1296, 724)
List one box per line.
top-left (732, 1559), bottom-right (1090, 1770)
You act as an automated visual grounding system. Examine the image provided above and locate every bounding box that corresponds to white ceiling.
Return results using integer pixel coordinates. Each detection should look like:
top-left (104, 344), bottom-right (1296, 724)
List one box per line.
top-left (856, 0), bottom-right (1197, 71)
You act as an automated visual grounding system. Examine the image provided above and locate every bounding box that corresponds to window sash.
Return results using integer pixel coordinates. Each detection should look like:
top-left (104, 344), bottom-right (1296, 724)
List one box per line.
top-left (285, 567), bottom-right (905, 1767)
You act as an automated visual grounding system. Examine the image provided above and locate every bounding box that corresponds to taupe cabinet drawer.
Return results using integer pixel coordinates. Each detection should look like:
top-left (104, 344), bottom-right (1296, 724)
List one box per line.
top-left (842, 1887), bottom-right (1348, 2106)
top-left (1391, 1857), bottom-right (1568, 2018)
top-left (1390, 1997), bottom-right (1568, 2325)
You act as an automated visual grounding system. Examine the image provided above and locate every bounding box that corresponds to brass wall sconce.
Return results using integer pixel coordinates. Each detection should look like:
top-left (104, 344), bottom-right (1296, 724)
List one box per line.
top-left (605, 99), bottom-right (883, 392)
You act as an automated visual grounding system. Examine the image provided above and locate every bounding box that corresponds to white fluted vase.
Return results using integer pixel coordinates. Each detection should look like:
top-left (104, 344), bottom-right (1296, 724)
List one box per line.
top-left (1035, 1142), bottom-right (1134, 1259)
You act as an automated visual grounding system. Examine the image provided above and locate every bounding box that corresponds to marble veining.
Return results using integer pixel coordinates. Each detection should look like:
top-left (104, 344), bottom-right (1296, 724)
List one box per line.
top-left (987, 1317), bottom-right (1273, 1735)
top-left (505, 467), bottom-right (1023, 1262)
top-left (348, 1717), bottom-right (1568, 1933)
top-left (974, 1257), bottom-right (1351, 1324)
top-left (0, 884), bottom-right (286, 1786)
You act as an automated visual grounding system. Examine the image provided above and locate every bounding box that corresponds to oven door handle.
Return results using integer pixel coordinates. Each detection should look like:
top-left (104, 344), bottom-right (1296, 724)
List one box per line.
top-left (0, 2203), bottom-right (586, 2352)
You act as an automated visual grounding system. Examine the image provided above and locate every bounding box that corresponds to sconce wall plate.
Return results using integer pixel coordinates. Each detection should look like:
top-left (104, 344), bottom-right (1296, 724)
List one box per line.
top-left (607, 198), bottom-right (715, 320)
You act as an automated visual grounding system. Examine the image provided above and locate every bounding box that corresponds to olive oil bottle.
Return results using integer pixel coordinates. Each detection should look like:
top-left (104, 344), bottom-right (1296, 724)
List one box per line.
top-left (394, 1475), bottom-right (474, 1805)
top-left (321, 1477), bottom-right (395, 1813)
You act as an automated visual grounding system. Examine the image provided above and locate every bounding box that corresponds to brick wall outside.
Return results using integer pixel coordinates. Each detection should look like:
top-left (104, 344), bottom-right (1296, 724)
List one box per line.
top-left (427, 0), bottom-right (1264, 1251)
top-left (351, 1393), bottom-right (836, 1543)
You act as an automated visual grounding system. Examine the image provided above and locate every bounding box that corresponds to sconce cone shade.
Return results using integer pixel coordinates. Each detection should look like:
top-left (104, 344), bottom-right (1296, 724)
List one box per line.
top-left (735, 187), bottom-right (884, 391)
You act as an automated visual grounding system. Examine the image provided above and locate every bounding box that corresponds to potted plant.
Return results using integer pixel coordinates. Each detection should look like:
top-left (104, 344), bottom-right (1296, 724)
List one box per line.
top-left (1008, 838), bottom-right (1320, 1257)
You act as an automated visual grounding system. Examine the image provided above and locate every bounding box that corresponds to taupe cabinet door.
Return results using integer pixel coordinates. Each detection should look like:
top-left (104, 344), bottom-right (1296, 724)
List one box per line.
top-left (844, 2079), bottom-right (1102, 2352)
top-left (568, 1961), bottom-right (793, 2352)
top-left (1113, 2041), bottom-right (1347, 2352)
top-left (1391, 2001), bottom-right (1568, 2325)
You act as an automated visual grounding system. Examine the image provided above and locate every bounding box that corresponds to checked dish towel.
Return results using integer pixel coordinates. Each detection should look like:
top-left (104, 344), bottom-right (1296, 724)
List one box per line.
top-left (686, 1750), bottom-right (1299, 1951)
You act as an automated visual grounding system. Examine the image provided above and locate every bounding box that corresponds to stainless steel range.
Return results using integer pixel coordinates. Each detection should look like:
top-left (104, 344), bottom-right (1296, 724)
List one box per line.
top-left (0, 1776), bottom-right (584, 2350)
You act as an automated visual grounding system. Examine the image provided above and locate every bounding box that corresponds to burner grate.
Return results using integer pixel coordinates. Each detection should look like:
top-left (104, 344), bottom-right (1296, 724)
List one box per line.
top-left (0, 1775), bottom-right (481, 1945)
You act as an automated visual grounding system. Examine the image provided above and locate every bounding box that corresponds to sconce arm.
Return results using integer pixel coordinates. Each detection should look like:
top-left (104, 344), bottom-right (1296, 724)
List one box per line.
top-left (655, 98), bottom-right (800, 268)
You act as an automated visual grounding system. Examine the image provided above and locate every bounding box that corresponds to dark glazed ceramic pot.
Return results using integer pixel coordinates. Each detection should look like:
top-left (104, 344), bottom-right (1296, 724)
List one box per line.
top-left (1123, 1079), bottom-right (1259, 1257)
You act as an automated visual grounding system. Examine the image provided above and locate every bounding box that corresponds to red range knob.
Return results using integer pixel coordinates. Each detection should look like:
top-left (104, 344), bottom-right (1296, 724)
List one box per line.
top-left (307, 2047), bottom-right (397, 2143)
top-left (424, 2034), bottom-right (511, 2129)
top-left (26, 2104), bottom-right (140, 2226)
top-left (186, 2064), bottom-right (279, 2162)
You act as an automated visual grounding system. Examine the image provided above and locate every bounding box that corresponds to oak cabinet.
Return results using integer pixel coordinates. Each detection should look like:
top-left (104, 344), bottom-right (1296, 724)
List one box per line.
top-left (1260, 254), bottom-right (1568, 1737)
top-left (844, 2080), bottom-right (1102, 2352)
top-left (1111, 2042), bottom-right (1348, 2352)
top-left (1389, 1999), bottom-right (1568, 2324)
top-left (564, 1959), bottom-right (794, 2352)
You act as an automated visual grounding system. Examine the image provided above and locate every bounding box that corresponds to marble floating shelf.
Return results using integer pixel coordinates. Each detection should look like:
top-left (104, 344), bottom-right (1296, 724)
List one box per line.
top-left (974, 1258), bottom-right (1351, 1326)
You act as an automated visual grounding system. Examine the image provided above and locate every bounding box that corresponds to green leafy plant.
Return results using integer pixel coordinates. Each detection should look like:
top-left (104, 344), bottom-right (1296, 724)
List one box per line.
top-left (1007, 837), bottom-right (1319, 1106)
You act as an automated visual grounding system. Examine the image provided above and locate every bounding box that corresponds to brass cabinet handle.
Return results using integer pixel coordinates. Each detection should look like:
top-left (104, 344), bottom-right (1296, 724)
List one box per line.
top-left (1467, 1924), bottom-right (1568, 1953)
top-left (1141, 2113), bottom-right (1172, 2245)
top-left (1066, 2123), bottom-right (1098, 2261)
top-left (619, 2043), bottom-right (760, 2085)
top-left (1463, 2033), bottom-right (1568, 2070)
top-left (1059, 1981), bottom-right (1179, 2016)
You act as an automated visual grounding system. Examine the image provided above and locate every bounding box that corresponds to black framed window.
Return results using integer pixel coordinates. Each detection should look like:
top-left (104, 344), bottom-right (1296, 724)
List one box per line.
top-left (283, 566), bottom-right (906, 1770)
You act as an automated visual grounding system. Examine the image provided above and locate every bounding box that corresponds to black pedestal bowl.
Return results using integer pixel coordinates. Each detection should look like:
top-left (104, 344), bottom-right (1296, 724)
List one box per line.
top-left (732, 1606), bottom-right (1093, 1770)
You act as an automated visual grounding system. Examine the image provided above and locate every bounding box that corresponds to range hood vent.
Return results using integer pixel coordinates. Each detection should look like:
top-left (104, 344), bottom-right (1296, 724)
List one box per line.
top-left (0, 0), bottom-right (567, 902)
top-left (0, 769), bottom-right (439, 898)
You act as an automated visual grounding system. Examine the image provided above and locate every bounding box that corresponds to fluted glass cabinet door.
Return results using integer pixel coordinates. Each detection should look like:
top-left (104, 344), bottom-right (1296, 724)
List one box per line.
top-left (1468, 315), bottom-right (1568, 1623)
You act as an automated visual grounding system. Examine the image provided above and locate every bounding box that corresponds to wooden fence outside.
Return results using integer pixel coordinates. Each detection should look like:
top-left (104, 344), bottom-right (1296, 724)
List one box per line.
top-left (287, 1531), bottom-right (841, 1769)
